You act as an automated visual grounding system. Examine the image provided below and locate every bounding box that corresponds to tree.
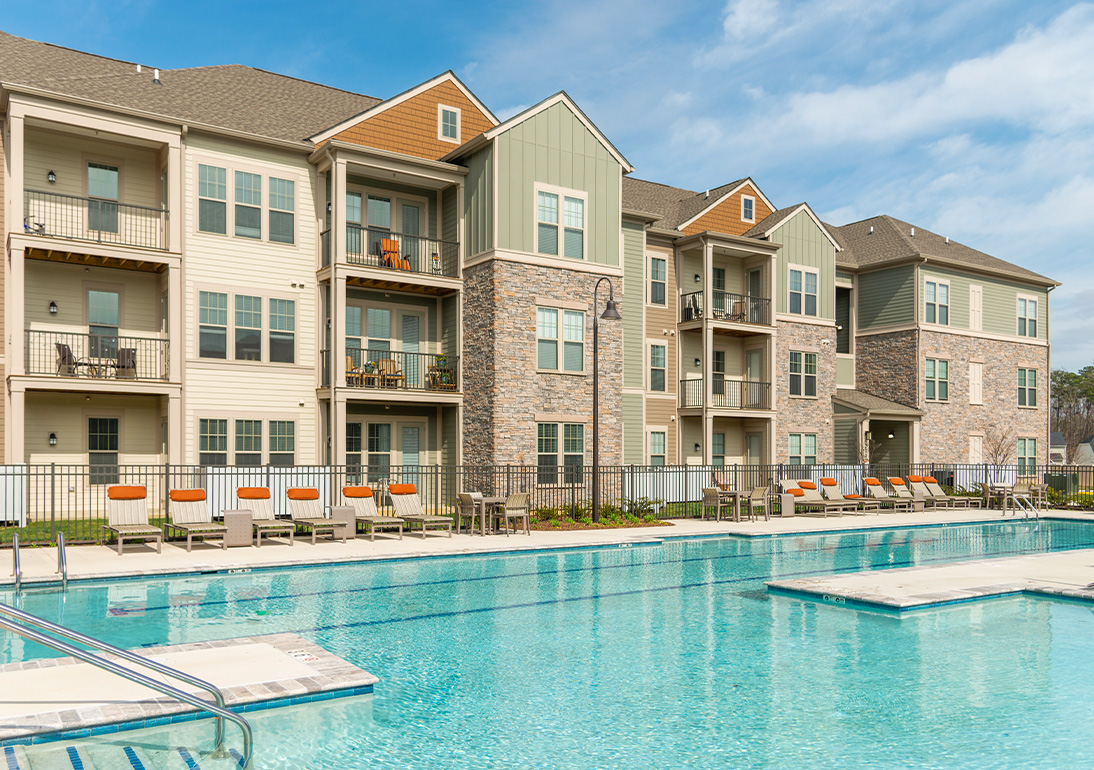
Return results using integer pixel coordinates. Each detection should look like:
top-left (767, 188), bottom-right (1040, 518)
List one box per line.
top-left (983, 423), bottom-right (1016, 482)
top-left (1052, 365), bottom-right (1094, 459)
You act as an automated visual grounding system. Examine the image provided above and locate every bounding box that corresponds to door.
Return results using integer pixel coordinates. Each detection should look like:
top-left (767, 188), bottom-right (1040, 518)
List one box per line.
top-left (747, 269), bottom-right (763, 322)
top-left (88, 289), bottom-right (119, 359)
top-left (745, 432), bottom-right (763, 487)
top-left (345, 192), bottom-right (363, 257)
top-left (401, 313), bottom-right (421, 388)
top-left (745, 349), bottom-right (763, 408)
top-left (400, 202), bottom-right (422, 271)
top-left (346, 421), bottom-right (363, 482)
top-left (401, 426), bottom-right (421, 487)
top-left (87, 163), bottom-right (119, 235)
top-left (713, 350), bottom-right (726, 402)
top-left (712, 267), bottom-right (726, 317)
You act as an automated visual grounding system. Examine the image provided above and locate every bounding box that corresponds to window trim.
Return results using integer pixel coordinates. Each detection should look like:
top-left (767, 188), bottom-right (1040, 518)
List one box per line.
top-left (536, 305), bottom-right (586, 374)
top-left (789, 350), bottom-right (818, 399)
top-left (741, 194), bottom-right (756, 223)
top-left (86, 412), bottom-right (123, 484)
top-left (924, 278), bottom-right (951, 326)
top-left (194, 285), bottom-right (299, 365)
top-left (788, 433), bottom-right (817, 465)
top-left (787, 264), bottom-right (819, 317)
top-left (925, 357), bottom-right (949, 402)
top-left (1017, 367), bottom-right (1038, 408)
top-left (1017, 436), bottom-right (1037, 475)
top-left (196, 414), bottom-right (299, 465)
top-left (648, 256), bottom-right (667, 306)
top-left (192, 158), bottom-right (299, 247)
top-left (649, 341), bottom-right (667, 393)
top-left (1016, 293), bottom-right (1039, 338)
top-left (534, 182), bottom-right (588, 261)
top-left (536, 421), bottom-right (586, 485)
top-left (648, 429), bottom-right (667, 466)
top-left (437, 104), bottom-right (462, 144)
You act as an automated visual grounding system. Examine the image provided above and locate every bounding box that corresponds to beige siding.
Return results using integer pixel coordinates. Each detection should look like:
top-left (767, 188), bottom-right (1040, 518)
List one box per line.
top-left (0, 120), bottom-right (6, 461)
top-left (645, 398), bottom-right (677, 462)
top-left (25, 392), bottom-right (162, 464)
top-left (25, 261), bottom-right (162, 335)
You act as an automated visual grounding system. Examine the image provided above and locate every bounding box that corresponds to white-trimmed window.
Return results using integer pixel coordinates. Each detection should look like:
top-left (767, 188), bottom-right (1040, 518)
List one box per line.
top-left (789, 351), bottom-right (817, 397)
top-left (234, 171), bottom-right (262, 239)
top-left (199, 291), bottom-right (228, 359)
top-left (199, 418), bottom-right (228, 466)
top-left (926, 358), bottom-right (949, 401)
top-left (650, 344), bottom-right (666, 392)
top-left (87, 163), bottom-right (119, 234)
top-left (925, 280), bottom-right (949, 325)
top-left (1018, 368), bottom-right (1037, 407)
top-left (438, 105), bottom-right (461, 143)
top-left (649, 431), bottom-right (666, 466)
top-left (1017, 295), bottom-right (1038, 337)
top-left (235, 420), bottom-right (262, 466)
top-left (536, 186), bottom-right (586, 259)
top-left (197, 164), bottom-right (227, 234)
top-left (199, 290), bottom-right (295, 363)
top-left (88, 417), bottom-right (120, 484)
top-left (741, 195), bottom-right (756, 223)
top-left (788, 267), bottom-right (818, 316)
top-left (649, 257), bottom-right (666, 305)
top-left (367, 423), bottom-right (391, 475)
top-left (234, 295), bottom-right (262, 361)
top-left (1017, 437), bottom-right (1037, 475)
top-left (712, 433), bottom-right (725, 466)
top-left (789, 433), bottom-right (817, 465)
top-left (537, 307), bottom-right (584, 372)
top-left (537, 423), bottom-right (584, 484)
top-left (269, 420), bottom-right (295, 466)
top-left (269, 299), bottom-right (296, 364)
top-left (269, 177), bottom-right (295, 244)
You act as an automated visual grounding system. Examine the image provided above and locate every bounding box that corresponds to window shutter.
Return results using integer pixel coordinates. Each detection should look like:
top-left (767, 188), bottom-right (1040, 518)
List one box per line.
top-left (969, 285), bottom-right (982, 331)
top-left (969, 362), bottom-right (983, 404)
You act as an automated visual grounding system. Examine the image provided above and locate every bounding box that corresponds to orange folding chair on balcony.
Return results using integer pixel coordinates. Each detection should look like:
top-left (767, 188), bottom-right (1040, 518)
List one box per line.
top-left (379, 237), bottom-right (411, 270)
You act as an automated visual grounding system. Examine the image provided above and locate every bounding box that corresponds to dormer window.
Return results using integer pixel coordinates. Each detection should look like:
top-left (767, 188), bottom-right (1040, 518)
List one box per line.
top-left (741, 195), bottom-right (756, 223)
top-left (438, 105), bottom-right (461, 143)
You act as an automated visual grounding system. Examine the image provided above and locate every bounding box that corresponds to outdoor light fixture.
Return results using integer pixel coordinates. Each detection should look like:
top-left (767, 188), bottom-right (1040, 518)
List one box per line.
top-left (694, 274), bottom-right (701, 283)
top-left (694, 443), bottom-right (701, 452)
top-left (48, 301), bottom-right (58, 314)
top-left (48, 433), bottom-right (57, 446)
top-left (591, 276), bottom-right (622, 524)
top-left (694, 358), bottom-right (701, 367)
top-left (47, 170), bottom-right (56, 184)
top-left (887, 431), bottom-right (896, 439)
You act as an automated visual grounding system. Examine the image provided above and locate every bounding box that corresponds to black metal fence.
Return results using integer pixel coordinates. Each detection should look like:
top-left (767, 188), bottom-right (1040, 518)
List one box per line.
top-left (24, 189), bottom-right (167, 251)
top-left (26, 330), bottom-right (169, 380)
top-left (680, 291), bottom-right (772, 325)
top-left (679, 379), bottom-right (771, 409)
top-left (1, 462), bottom-right (1090, 546)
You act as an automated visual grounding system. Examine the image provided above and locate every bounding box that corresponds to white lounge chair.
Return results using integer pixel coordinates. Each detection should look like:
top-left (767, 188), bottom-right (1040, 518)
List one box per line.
top-left (236, 487), bottom-right (294, 547)
top-left (286, 488), bottom-right (346, 544)
top-left (103, 485), bottom-right (162, 555)
top-left (388, 483), bottom-right (452, 538)
top-left (165, 489), bottom-right (227, 551)
top-left (343, 485), bottom-right (404, 540)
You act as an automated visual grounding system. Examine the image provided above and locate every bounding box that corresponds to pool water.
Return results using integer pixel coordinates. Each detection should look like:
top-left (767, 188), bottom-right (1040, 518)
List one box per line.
top-left (5, 520), bottom-right (1094, 769)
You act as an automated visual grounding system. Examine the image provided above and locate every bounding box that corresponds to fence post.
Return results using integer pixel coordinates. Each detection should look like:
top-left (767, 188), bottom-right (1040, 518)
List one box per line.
top-left (50, 462), bottom-right (56, 543)
top-left (163, 462), bottom-right (170, 520)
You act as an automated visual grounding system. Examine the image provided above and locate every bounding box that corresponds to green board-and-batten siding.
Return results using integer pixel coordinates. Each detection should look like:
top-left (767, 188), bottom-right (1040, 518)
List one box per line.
top-left (622, 393), bottom-right (644, 464)
top-left (921, 266), bottom-right (1048, 339)
top-left (494, 101), bottom-right (621, 266)
top-left (621, 221), bottom-right (645, 391)
top-left (772, 210), bottom-right (836, 319)
top-left (858, 265), bottom-right (915, 329)
top-left (464, 145), bottom-right (493, 258)
top-left (833, 419), bottom-right (858, 464)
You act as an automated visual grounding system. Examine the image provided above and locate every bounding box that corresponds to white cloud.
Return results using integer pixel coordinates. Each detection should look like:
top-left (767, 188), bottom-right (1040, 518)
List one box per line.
top-left (722, 0), bottom-right (780, 41)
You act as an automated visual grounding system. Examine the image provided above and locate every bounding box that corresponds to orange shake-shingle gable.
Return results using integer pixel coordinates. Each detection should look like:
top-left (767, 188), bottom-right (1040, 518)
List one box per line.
top-left (681, 184), bottom-right (773, 237)
top-left (332, 80), bottom-right (495, 161)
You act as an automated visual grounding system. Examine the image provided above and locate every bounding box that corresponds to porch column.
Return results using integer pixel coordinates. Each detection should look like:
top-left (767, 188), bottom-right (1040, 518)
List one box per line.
top-left (166, 138), bottom-right (182, 251)
top-left (8, 385), bottom-right (24, 463)
top-left (8, 246), bottom-right (25, 376)
top-left (765, 417), bottom-right (776, 465)
top-left (332, 395), bottom-right (348, 467)
top-left (8, 113), bottom-right (24, 241)
top-left (333, 159), bottom-right (347, 263)
top-left (333, 271), bottom-right (347, 388)
top-left (702, 238), bottom-right (713, 458)
top-left (456, 183), bottom-right (465, 279)
top-left (911, 421), bottom-right (921, 464)
top-left (167, 263), bottom-right (181, 381)
top-left (167, 392), bottom-right (182, 464)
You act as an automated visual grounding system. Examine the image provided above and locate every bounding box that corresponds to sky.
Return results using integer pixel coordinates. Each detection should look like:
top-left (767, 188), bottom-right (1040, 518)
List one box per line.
top-left (4, 0), bottom-right (1093, 369)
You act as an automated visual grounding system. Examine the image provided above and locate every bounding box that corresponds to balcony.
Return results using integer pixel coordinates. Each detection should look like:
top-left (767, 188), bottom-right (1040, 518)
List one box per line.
top-left (322, 348), bottom-right (459, 393)
top-left (23, 189), bottom-right (167, 251)
top-left (679, 378), bottom-right (771, 410)
top-left (321, 225), bottom-right (458, 278)
top-left (26, 330), bottom-right (169, 381)
top-left (680, 291), bottom-right (771, 326)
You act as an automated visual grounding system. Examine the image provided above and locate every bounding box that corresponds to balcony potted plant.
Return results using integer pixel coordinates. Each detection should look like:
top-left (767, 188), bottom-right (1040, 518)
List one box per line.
top-left (435, 355), bottom-right (448, 368)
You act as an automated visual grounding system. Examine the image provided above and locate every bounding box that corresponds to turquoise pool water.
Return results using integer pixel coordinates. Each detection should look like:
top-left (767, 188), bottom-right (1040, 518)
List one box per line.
top-left (5, 520), bottom-right (1094, 769)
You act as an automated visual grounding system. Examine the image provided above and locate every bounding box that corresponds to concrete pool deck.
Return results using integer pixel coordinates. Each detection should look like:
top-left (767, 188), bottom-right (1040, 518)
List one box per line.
top-left (2, 508), bottom-right (1064, 586)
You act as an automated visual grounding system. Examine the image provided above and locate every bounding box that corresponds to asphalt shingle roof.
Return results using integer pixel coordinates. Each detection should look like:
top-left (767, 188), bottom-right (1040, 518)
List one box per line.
top-left (622, 175), bottom-right (746, 230)
top-left (743, 204), bottom-right (806, 238)
top-left (834, 389), bottom-right (923, 416)
top-left (0, 31), bottom-right (381, 143)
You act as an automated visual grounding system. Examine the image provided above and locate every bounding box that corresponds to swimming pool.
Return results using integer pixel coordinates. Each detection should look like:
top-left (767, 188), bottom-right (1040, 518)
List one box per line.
top-left (5, 520), bottom-right (1094, 769)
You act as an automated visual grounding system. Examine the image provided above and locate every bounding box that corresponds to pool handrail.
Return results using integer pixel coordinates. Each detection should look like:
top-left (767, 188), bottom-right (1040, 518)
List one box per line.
top-left (56, 532), bottom-right (67, 589)
top-left (10, 533), bottom-right (19, 591)
top-left (0, 601), bottom-right (253, 768)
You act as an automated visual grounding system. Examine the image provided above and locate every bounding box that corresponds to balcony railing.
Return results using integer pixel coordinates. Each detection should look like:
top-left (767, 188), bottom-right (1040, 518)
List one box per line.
top-left (680, 291), bottom-right (771, 325)
top-left (346, 225), bottom-right (458, 278)
top-left (26, 329), bottom-right (170, 381)
top-left (23, 189), bottom-right (167, 251)
top-left (340, 348), bottom-right (459, 392)
top-left (679, 378), bottom-right (771, 410)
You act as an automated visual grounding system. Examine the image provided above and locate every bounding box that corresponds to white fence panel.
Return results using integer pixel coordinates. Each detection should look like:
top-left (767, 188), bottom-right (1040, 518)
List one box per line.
top-left (0, 465), bottom-right (28, 525)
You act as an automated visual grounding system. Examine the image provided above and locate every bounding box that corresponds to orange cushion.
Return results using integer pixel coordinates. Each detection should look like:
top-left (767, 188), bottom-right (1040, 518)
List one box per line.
top-left (287, 488), bottom-right (319, 501)
top-left (237, 487), bottom-right (271, 500)
top-left (846, 494), bottom-right (863, 499)
top-left (819, 478), bottom-right (837, 486)
top-left (108, 485), bottom-right (146, 501)
top-left (798, 481), bottom-right (817, 490)
top-left (389, 483), bottom-right (417, 495)
top-left (888, 478), bottom-right (906, 486)
top-left (908, 475), bottom-right (923, 483)
top-left (342, 486), bottom-right (373, 498)
top-left (787, 488), bottom-right (805, 497)
top-left (924, 476), bottom-right (938, 484)
top-left (864, 478), bottom-right (882, 486)
top-left (169, 489), bottom-right (206, 503)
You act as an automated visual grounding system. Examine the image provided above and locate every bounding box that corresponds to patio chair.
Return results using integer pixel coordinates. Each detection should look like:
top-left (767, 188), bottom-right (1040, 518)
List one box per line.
top-left (863, 477), bottom-right (910, 512)
top-left (819, 477), bottom-right (879, 514)
top-left (102, 485), bottom-right (162, 555)
top-left (796, 480), bottom-right (856, 516)
top-left (457, 492), bottom-right (483, 535)
top-left (388, 483), bottom-right (453, 538)
top-left (702, 487), bottom-right (731, 521)
top-left (491, 492), bottom-right (531, 536)
top-left (286, 488), bottom-right (346, 544)
top-left (343, 485), bottom-right (404, 540)
top-left (236, 487), bottom-right (295, 547)
top-left (164, 489), bottom-right (227, 552)
top-left (922, 476), bottom-right (983, 509)
top-left (378, 359), bottom-right (404, 389)
top-left (115, 347), bottom-right (137, 379)
top-left (55, 342), bottom-right (87, 376)
top-left (906, 475), bottom-right (953, 509)
top-left (345, 356), bottom-right (363, 387)
top-left (744, 486), bottom-right (770, 521)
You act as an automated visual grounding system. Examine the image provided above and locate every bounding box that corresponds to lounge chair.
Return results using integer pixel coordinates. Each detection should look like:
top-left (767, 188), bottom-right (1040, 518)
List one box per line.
top-left (343, 485), bottom-right (404, 540)
top-left (164, 489), bottom-right (227, 551)
top-left (744, 486), bottom-right (770, 521)
top-left (702, 487), bottom-right (732, 521)
top-left (863, 477), bottom-right (911, 512)
top-left (286, 488), bottom-right (346, 544)
top-left (887, 478), bottom-right (919, 507)
top-left (388, 483), bottom-right (452, 538)
top-left (819, 477), bottom-right (879, 514)
top-left (236, 487), bottom-right (295, 547)
top-left (103, 485), bottom-right (162, 555)
top-left (796, 480), bottom-right (857, 516)
top-left (491, 492), bottom-right (531, 536)
top-left (906, 475), bottom-right (953, 508)
top-left (922, 476), bottom-right (982, 508)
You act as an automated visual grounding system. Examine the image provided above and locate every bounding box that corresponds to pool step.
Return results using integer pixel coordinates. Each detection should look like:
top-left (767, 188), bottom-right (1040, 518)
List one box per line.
top-left (3, 743), bottom-right (244, 770)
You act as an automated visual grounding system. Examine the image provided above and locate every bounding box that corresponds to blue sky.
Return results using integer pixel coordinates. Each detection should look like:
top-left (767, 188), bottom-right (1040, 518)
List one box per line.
top-left (5, 1), bottom-right (1092, 368)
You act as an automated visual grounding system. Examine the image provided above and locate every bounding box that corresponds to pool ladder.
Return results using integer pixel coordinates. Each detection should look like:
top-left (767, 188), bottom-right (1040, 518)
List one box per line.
top-left (0, 601), bottom-right (254, 768)
top-left (9, 534), bottom-right (67, 592)
top-left (1010, 493), bottom-right (1039, 519)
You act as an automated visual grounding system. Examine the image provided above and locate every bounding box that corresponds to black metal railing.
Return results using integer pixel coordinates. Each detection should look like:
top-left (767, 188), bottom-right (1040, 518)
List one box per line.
top-left (679, 378), bottom-right (771, 409)
top-left (344, 348), bottom-right (459, 392)
top-left (680, 291), bottom-right (771, 325)
top-left (345, 224), bottom-right (458, 278)
top-left (1, 462), bottom-right (1088, 546)
top-left (24, 189), bottom-right (167, 251)
top-left (26, 329), bottom-right (169, 380)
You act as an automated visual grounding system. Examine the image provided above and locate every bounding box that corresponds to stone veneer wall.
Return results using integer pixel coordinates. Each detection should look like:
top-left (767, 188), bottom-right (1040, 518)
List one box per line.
top-left (775, 320), bottom-right (837, 462)
top-left (855, 330), bottom-right (919, 407)
top-left (462, 259), bottom-right (623, 466)
top-left (917, 330), bottom-right (1049, 464)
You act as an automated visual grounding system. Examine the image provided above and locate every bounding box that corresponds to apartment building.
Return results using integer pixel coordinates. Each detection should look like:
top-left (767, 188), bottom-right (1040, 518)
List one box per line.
top-left (0, 31), bottom-right (1057, 474)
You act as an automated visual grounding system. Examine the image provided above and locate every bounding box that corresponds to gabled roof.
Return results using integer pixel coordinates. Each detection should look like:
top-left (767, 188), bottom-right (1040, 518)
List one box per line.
top-left (833, 389), bottom-right (923, 416)
top-left (0, 31), bottom-right (381, 143)
top-left (1051, 432), bottom-right (1066, 446)
top-left (622, 176), bottom-right (778, 231)
top-left (442, 91), bottom-right (633, 171)
top-left (676, 178), bottom-right (775, 232)
top-left (832, 215), bottom-right (1057, 286)
top-left (744, 203), bottom-right (840, 250)
top-left (307, 70), bottom-right (497, 144)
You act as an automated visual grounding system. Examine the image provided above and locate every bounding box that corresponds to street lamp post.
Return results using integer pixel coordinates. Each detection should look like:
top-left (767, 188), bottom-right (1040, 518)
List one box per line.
top-left (591, 276), bottom-right (621, 523)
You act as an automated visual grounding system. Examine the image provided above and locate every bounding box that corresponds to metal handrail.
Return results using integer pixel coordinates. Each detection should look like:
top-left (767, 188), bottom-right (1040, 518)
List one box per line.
top-left (56, 532), bottom-right (67, 589)
top-left (0, 602), bottom-right (252, 767)
top-left (10, 534), bottom-right (19, 590)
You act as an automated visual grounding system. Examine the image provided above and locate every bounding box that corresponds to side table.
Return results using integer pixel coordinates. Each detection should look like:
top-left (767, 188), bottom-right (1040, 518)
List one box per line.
top-left (779, 493), bottom-right (796, 517)
top-left (222, 509), bottom-right (253, 547)
top-left (330, 505), bottom-right (356, 540)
